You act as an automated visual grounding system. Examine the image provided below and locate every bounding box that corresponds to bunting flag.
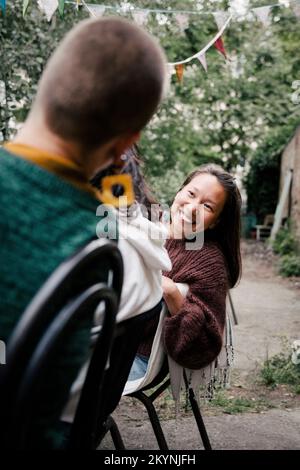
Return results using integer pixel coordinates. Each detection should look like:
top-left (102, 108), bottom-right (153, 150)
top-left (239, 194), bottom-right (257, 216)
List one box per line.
top-left (18, 1), bottom-right (300, 24)
top-left (213, 11), bottom-right (229, 31)
top-left (132, 11), bottom-right (149, 27)
top-left (254, 5), bottom-right (272, 26)
top-left (58, 0), bottom-right (65, 17)
top-left (38, 0), bottom-right (58, 22)
top-left (23, 0), bottom-right (30, 17)
top-left (86, 4), bottom-right (105, 18)
top-left (169, 15), bottom-right (231, 67)
top-left (175, 64), bottom-right (184, 83)
top-left (196, 52), bottom-right (208, 72)
top-left (214, 37), bottom-right (227, 60)
top-left (17, 2), bottom-right (300, 80)
top-left (175, 13), bottom-right (189, 33)
top-left (0, 0), bottom-right (6, 15)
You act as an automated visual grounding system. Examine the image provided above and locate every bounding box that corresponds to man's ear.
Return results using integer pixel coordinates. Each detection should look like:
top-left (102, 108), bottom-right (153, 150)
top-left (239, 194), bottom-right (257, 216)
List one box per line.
top-left (113, 132), bottom-right (140, 167)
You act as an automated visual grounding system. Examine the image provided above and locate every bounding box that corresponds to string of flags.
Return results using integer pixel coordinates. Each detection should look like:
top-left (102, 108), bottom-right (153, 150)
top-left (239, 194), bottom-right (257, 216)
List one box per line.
top-left (79, 0), bottom-right (298, 80)
top-left (81, 0), bottom-right (232, 77)
top-left (7, 0), bottom-right (300, 23)
top-left (1, 1), bottom-right (300, 80)
top-left (169, 14), bottom-right (231, 81)
top-left (1, 1), bottom-right (299, 21)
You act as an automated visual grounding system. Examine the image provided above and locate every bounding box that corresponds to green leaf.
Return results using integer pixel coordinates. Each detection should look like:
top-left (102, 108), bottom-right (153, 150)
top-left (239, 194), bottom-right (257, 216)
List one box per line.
top-left (22, 0), bottom-right (30, 18)
top-left (58, 0), bottom-right (65, 17)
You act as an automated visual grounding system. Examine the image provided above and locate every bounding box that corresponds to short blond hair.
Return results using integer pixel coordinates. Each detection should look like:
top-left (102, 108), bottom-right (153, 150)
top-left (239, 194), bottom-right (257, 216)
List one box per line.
top-left (36, 17), bottom-right (167, 149)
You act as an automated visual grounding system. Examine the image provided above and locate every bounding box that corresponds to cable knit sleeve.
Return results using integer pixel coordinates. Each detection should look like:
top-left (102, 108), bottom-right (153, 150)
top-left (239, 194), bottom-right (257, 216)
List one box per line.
top-left (162, 241), bottom-right (228, 370)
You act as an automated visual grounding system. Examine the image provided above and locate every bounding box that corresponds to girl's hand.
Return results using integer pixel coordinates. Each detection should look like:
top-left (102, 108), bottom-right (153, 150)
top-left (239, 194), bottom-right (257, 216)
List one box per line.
top-left (162, 276), bottom-right (185, 315)
top-left (162, 276), bottom-right (177, 296)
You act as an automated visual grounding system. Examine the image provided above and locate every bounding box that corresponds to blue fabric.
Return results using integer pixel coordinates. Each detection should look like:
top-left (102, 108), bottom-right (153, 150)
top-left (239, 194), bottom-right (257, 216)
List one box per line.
top-left (128, 354), bottom-right (149, 381)
top-left (0, 1), bottom-right (5, 14)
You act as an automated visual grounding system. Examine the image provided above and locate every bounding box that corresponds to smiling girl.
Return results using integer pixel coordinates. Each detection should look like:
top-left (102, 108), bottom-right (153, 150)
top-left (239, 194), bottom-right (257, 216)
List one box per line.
top-left (129, 163), bottom-right (242, 379)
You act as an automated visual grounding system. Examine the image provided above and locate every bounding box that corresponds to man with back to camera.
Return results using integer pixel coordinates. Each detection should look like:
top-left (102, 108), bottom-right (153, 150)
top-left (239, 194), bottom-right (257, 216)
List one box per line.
top-left (0, 17), bottom-right (168, 448)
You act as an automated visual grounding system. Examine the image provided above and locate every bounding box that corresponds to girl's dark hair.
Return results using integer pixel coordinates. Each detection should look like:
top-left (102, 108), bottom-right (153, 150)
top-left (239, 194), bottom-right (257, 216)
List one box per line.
top-left (120, 145), bottom-right (158, 217)
top-left (179, 164), bottom-right (242, 288)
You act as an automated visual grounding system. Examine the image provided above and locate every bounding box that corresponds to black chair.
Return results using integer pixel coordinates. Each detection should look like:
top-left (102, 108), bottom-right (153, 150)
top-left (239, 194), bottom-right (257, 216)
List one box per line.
top-left (228, 291), bottom-right (238, 325)
top-left (0, 238), bottom-right (123, 449)
top-left (128, 359), bottom-right (212, 450)
top-left (127, 294), bottom-right (236, 450)
top-left (92, 300), bottom-right (163, 450)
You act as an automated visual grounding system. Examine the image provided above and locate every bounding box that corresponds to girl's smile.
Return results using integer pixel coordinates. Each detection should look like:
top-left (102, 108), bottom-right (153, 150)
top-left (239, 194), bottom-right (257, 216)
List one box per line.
top-left (170, 173), bottom-right (227, 238)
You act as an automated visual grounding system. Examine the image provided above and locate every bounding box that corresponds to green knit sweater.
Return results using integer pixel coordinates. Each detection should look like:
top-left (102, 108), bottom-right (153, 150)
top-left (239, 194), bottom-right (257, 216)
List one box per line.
top-left (0, 147), bottom-right (116, 448)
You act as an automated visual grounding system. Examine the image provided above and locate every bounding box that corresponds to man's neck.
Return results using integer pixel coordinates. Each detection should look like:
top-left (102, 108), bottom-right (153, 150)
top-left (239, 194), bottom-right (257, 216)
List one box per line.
top-left (14, 120), bottom-right (83, 169)
top-left (14, 113), bottom-right (116, 180)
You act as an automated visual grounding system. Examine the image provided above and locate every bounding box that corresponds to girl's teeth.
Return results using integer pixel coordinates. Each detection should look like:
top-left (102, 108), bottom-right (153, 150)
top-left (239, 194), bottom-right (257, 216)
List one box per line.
top-left (179, 210), bottom-right (193, 223)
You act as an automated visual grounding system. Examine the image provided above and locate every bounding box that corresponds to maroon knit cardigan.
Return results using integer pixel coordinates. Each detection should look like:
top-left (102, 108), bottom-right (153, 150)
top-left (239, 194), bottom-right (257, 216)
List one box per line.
top-left (138, 238), bottom-right (229, 370)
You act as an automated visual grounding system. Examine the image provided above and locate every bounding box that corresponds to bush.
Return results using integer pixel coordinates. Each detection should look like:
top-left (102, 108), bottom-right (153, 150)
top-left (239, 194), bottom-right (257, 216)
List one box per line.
top-left (245, 123), bottom-right (299, 224)
top-left (261, 352), bottom-right (300, 392)
top-left (272, 226), bottom-right (296, 255)
top-left (279, 254), bottom-right (300, 277)
top-left (209, 391), bottom-right (273, 414)
top-left (272, 224), bottom-right (300, 277)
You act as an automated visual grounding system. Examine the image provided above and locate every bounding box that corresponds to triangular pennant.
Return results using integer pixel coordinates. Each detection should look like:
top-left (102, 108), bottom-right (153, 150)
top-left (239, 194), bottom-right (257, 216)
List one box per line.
top-left (0, 0), bottom-right (6, 15)
top-left (38, 0), bottom-right (58, 22)
top-left (58, 0), bottom-right (65, 17)
top-left (196, 52), bottom-right (207, 72)
top-left (132, 11), bottom-right (149, 27)
top-left (254, 5), bottom-right (271, 26)
top-left (291, 1), bottom-right (300, 19)
top-left (214, 37), bottom-right (227, 59)
top-left (23, 0), bottom-right (30, 17)
top-left (175, 64), bottom-right (184, 83)
top-left (175, 13), bottom-right (189, 33)
top-left (213, 11), bottom-right (229, 31)
top-left (87, 4), bottom-right (106, 18)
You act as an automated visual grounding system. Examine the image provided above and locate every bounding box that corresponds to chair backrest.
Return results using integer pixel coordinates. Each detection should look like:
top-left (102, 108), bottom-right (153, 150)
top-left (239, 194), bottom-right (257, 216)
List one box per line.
top-left (93, 300), bottom-right (163, 447)
top-left (263, 214), bottom-right (274, 226)
top-left (0, 238), bottom-right (123, 449)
